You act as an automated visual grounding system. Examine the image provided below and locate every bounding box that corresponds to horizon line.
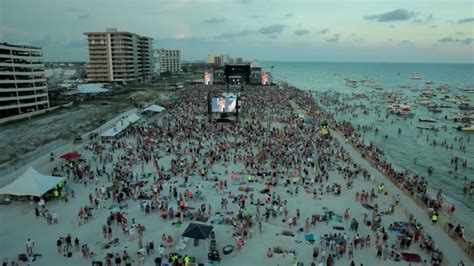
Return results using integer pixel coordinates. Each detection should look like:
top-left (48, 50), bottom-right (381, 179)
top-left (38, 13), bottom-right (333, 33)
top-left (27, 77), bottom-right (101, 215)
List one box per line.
top-left (44, 60), bottom-right (474, 65)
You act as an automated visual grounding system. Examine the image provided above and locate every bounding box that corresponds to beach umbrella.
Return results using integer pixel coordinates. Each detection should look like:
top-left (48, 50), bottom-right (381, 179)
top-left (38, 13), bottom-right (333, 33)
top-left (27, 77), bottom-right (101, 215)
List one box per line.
top-left (230, 172), bottom-right (237, 180)
top-left (60, 152), bottom-right (81, 160)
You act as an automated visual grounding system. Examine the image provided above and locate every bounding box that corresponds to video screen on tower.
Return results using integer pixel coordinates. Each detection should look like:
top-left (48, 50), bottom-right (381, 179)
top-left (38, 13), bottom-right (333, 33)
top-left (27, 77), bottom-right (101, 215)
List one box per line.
top-left (211, 94), bottom-right (237, 113)
top-left (262, 72), bottom-right (270, 85)
top-left (204, 72), bottom-right (213, 85)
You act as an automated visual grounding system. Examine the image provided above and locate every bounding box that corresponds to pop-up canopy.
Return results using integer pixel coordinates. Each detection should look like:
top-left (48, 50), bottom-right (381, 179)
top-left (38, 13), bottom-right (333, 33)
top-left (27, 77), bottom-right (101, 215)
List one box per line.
top-left (0, 167), bottom-right (64, 197)
top-left (142, 105), bottom-right (165, 113)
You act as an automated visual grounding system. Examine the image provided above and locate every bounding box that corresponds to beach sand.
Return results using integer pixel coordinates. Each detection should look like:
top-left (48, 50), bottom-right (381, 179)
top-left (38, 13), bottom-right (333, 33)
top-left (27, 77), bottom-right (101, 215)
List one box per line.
top-left (0, 85), bottom-right (471, 266)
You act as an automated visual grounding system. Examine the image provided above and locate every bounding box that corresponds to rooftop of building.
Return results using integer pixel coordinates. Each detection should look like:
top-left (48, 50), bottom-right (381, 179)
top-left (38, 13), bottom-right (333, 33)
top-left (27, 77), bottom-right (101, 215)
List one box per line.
top-left (0, 42), bottom-right (41, 50)
top-left (84, 28), bottom-right (152, 40)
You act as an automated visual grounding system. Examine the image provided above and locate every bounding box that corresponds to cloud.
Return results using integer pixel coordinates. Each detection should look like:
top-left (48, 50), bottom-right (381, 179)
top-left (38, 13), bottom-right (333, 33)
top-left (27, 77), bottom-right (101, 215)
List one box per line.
top-left (294, 29), bottom-right (309, 36)
top-left (456, 32), bottom-right (464, 35)
top-left (78, 14), bottom-right (90, 20)
top-left (318, 28), bottom-right (329, 34)
top-left (398, 40), bottom-right (414, 46)
top-left (66, 8), bottom-right (80, 12)
top-left (439, 37), bottom-right (454, 43)
top-left (249, 15), bottom-right (260, 19)
top-left (204, 17), bottom-right (227, 24)
top-left (237, 0), bottom-right (252, 3)
top-left (216, 29), bottom-right (253, 39)
top-left (413, 14), bottom-right (433, 24)
top-left (438, 37), bottom-right (473, 45)
top-left (365, 9), bottom-right (415, 22)
top-left (258, 24), bottom-right (285, 35)
top-left (326, 34), bottom-right (341, 42)
top-left (458, 18), bottom-right (474, 24)
top-left (285, 13), bottom-right (293, 18)
top-left (268, 35), bottom-right (278, 40)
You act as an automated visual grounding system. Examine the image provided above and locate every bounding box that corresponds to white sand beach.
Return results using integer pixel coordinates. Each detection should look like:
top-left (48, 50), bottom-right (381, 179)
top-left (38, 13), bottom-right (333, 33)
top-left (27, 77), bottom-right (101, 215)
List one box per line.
top-left (0, 84), bottom-right (471, 266)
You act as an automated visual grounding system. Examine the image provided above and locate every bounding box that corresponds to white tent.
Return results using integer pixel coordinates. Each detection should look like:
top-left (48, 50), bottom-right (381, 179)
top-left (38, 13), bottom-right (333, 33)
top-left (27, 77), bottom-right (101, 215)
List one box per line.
top-left (0, 167), bottom-right (64, 197)
top-left (142, 104), bottom-right (165, 113)
top-left (101, 120), bottom-right (131, 137)
top-left (78, 84), bottom-right (109, 94)
top-left (124, 113), bottom-right (141, 124)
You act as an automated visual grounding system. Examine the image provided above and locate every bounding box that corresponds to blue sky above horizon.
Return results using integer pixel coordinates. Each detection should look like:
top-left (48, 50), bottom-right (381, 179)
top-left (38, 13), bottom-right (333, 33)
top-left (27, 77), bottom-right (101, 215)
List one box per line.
top-left (0, 0), bottom-right (473, 63)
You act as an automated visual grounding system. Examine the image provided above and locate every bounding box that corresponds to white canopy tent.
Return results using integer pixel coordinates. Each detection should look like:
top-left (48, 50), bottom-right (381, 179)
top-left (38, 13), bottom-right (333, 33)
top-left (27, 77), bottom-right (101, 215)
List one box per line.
top-left (142, 104), bottom-right (165, 113)
top-left (124, 113), bottom-right (141, 124)
top-left (101, 120), bottom-right (130, 137)
top-left (101, 114), bottom-right (141, 138)
top-left (0, 167), bottom-right (64, 197)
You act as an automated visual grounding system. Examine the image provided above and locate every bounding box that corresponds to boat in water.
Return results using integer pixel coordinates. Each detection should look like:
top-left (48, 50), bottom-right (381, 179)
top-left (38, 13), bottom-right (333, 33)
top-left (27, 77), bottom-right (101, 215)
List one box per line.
top-left (458, 102), bottom-right (474, 111)
top-left (417, 126), bottom-right (439, 131)
top-left (436, 84), bottom-right (450, 93)
top-left (456, 125), bottom-right (474, 132)
top-left (346, 79), bottom-right (358, 88)
top-left (428, 106), bottom-right (442, 113)
top-left (419, 117), bottom-right (437, 123)
top-left (458, 86), bottom-right (474, 93)
top-left (411, 73), bottom-right (422, 80)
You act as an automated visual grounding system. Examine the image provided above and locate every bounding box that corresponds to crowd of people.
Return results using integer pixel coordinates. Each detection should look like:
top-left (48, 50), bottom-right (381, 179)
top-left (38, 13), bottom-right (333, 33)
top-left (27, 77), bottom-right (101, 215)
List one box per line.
top-left (1, 83), bottom-right (470, 266)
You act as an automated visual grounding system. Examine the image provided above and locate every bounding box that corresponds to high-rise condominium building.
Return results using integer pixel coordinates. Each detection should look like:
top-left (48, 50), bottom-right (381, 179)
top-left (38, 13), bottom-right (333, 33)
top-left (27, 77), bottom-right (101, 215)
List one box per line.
top-left (154, 49), bottom-right (181, 74)
top-left (0, 43), bottom-right (49, 119)
top-left (207, 55), bottom-right (215, 64)
top-left (84, 28), bottom-right (153, 83)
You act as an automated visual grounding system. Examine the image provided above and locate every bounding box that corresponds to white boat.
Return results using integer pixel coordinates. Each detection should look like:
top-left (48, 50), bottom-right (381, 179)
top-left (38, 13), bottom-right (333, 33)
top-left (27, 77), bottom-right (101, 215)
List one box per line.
top-left (417, 97), bottom-right (433, 106)
top-left (436, 84), bottom-right (450, 93)
top-left (457, 125), bottom-right (474, 132)
top-left (370, 83), bottom-right (383, 90)
top-left (427, 106), bottom-right (442, 113)
top-left (458, 102), bottom-right (474, 111)
top-left (411, 73), bottom-right (422, 80)
top-left (458, 86), bottom-right (474, 93)
top-left (443, 96), bottom-right (460, 103)
top-left (419, 117), bottom-right (437, 123)
top-left (346, 80), bottom-right (358, 88)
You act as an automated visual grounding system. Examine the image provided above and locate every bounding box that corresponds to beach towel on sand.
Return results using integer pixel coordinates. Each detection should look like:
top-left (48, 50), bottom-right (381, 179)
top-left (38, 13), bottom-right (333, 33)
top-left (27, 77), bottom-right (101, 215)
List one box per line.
top-left (401, 252), bottom-right (422, 263)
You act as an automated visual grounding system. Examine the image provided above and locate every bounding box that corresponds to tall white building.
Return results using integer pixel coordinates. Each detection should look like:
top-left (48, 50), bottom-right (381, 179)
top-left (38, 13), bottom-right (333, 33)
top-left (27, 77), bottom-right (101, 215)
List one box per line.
top-left (84, 28), bottom-right (153, 83)
top-left (0, 43), bottom-right (49, 120)
top-left (154, 49), bottom-right (181, 74)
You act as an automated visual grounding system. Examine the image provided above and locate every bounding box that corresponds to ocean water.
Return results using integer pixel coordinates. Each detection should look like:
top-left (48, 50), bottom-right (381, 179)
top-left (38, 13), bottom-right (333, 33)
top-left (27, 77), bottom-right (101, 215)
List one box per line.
top-left (265, 61), bottom-right (474, 210)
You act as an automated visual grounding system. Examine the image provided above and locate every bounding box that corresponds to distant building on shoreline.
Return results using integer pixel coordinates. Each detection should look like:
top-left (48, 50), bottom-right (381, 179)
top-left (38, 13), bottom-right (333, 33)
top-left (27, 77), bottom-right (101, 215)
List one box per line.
top-left (84, 28), bottom-right (153, 84)
top-left (206, 54), bottom-right (247, 66)
top-left (154, 49), bottom-right (181, 75)
top-left (0, 42), bottom-right (50, 121)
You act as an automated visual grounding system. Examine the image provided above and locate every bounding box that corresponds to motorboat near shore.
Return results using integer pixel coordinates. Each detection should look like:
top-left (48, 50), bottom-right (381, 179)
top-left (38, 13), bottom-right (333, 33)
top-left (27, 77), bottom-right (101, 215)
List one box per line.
top-left (346, 79), bottom-right (358, 88)
top-left (458, 86), bottom-right (474, 93)
top-left (419, 117), bottom-right (437, 123)
top-left (456, 125), bottom-right (474, 132)
top-left (411, 73), bottom-right (422, 80)
top-left (417, 126), bottom-right (439, 132)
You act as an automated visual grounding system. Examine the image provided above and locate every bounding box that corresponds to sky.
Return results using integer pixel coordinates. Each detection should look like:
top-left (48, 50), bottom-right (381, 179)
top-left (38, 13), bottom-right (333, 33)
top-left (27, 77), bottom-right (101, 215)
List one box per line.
top-left (0, 0), bottom-right (473, 63)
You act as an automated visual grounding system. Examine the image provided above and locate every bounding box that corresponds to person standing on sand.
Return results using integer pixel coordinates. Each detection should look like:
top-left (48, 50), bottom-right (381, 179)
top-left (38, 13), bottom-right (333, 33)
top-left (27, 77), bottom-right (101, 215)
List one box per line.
top-left (326, 254), bottom-right (333, 266)
top-left (25, 238), bottom-right (34, 255)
